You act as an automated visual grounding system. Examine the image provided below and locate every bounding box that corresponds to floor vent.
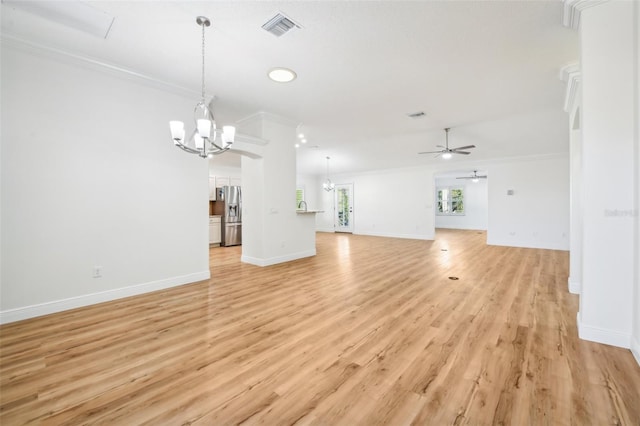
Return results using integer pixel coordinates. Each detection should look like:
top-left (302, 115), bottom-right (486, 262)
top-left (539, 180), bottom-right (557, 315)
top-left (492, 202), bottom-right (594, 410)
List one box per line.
top-left (262, 12), bottom-right (301, 37)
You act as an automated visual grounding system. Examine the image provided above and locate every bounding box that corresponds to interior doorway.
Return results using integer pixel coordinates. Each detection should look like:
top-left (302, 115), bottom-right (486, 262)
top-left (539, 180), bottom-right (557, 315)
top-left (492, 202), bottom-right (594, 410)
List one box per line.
top-left (433, 170), bottom-right (488, 232)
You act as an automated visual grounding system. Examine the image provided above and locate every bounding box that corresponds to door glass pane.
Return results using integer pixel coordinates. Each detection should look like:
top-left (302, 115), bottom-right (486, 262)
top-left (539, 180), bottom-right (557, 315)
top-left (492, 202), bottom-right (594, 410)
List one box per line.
top-left (337, 188), bottom-right (349, 227)
top-left (296, 188), bottom-right (304, 207)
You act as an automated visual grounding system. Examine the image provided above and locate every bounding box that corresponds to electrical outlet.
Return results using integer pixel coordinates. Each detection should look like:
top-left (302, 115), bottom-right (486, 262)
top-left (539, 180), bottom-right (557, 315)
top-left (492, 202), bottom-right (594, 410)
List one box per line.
top-left (93, 266), bottom-right (103, 278)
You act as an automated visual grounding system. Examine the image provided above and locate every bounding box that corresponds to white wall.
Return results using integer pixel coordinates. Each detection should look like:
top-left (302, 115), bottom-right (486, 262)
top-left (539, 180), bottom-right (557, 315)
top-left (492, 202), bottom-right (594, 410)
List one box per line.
top-left (317, 167), bottom-right (436, 240)
top-left (1, 42), bottom-right (210, 322)
top-left (579, 0), bottom-right (636, 350)
top-left (634, 0), bottom-right (640, 366)
top-left (314, 154), bottom-right (568, 250)
top-left (296, 173), bottom-right (321, 211)
top-left (434, 177), bottom-right (488, 230)
top-left (486, 155), bottom-right (569, 250)
top-left (208, 164), bottom-right (241, 181)
top-left (238, 113), bottom-right (316, 266)
top-left (568, 106), bottom-right (583, 295)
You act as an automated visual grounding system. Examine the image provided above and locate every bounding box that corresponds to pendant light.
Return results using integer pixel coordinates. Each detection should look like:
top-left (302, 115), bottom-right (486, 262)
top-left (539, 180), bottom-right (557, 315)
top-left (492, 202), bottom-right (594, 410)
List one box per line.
top-left (323, 156), bottom-right (335, 192)
top-left (169, 16), bottom-right (235, 158)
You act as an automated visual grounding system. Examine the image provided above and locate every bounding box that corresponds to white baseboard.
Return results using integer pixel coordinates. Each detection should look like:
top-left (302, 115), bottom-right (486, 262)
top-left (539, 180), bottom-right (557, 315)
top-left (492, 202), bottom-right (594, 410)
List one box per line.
top-left (316, 228), bottom-right (335, 233)
top-left (567, 276), bottom-right (581, 294)
top-left (577, 312), bottom-right (631, 349)
top-left (487, 237), bottom-right (569, 251)
top-left (241, 249), bottom-right (316, 267)
top-left (0, 271), bottom-right (210, 325)
top-left (355, 231), bottom-right (434, 240)
top-left (632, 335), bottom-right (640, 367)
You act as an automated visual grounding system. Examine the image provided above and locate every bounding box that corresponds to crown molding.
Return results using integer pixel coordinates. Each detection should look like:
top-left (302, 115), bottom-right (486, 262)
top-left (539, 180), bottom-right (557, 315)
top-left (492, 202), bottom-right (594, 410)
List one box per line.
top-left (234, 133), bottom-right (269, 146)
top-left (560, 63), bottom-right (581, 113)
top-left (563, 0), bottom-right (608, 30)
top-left (236, 111), bottom-right (299, 129)
top-left (0, 33), bottom-right (200, 99)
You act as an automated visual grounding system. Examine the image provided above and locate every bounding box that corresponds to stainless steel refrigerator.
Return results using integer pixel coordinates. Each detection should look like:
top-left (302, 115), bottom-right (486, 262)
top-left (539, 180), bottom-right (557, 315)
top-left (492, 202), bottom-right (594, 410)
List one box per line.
top-left (218, 185), bottom-right (242, 246)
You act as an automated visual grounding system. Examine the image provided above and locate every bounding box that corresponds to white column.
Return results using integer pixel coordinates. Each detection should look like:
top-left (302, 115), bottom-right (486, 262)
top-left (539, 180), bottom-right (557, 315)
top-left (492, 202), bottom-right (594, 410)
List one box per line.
top-left (562, 64), bottom-right (583, 295)
top-left (237, 113), bottom-right (317, 266)
top-left (578, 0), bottom-right (637, 349)
top-left (632, 0), bottom-right (640, 365)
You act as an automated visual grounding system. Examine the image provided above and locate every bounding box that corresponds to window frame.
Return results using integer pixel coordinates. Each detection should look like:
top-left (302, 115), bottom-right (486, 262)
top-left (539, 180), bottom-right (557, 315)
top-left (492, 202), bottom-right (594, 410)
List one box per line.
top-left (436, 186), bottom-right (465, 216)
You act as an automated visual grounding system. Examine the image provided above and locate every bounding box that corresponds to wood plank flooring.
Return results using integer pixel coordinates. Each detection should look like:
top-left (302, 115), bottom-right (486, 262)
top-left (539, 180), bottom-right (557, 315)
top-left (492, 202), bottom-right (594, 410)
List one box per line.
top-left (1, 229), bottom-right (639, 425)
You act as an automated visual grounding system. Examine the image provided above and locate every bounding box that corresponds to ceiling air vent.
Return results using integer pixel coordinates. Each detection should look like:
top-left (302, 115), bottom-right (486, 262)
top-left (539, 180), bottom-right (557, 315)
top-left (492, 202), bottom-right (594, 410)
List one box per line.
top-left (407, 111), bottom-right (426, 119)
top-left (262, 12), bottom-right (301, 37)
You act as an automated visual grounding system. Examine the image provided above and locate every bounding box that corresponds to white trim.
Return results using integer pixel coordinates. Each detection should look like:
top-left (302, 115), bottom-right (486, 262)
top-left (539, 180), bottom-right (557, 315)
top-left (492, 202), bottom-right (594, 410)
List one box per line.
top-left (0, 271), bottom-right (210, 324)
top-left (577, 312), bottom-right (632, 349)
top-left (560, 63), bottom-right (581, 113)
top-left (355, 231), bottom-right (434, 241)
top-left (1, 34), bottom-right (199, 99)
top-left (316, 228), bottom-right (336, 233)
top-left (568, 276), bottom-right (582, 294)
top-left (241, 249), bottom-right (316, 267)
top-left (632, 335), bottom-right (640, 366)
top-left (235, 111), bottom-right (299, 128)
top-left (563, 0), bottom-right (608, 30)
top-left (234, 133), bottom-right (269, 146)
top-left (486, 238), bottom-right (569, 251)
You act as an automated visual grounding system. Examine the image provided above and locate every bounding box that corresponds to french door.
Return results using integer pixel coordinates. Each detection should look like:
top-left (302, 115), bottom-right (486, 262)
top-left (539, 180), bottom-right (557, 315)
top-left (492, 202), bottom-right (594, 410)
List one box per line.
top-left (335, 183), bottom-right (354, 233)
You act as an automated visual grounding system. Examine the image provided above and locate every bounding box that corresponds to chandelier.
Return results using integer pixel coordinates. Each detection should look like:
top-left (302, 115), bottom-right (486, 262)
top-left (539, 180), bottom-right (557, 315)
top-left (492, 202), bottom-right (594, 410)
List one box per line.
top-left (323, 156), bottom-right (335, 192)
top-left (169, 16), bottom-right (235, 158)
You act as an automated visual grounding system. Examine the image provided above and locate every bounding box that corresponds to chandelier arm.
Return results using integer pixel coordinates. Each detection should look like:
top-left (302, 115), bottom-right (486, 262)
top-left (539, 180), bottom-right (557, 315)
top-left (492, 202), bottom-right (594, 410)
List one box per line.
top-left (175, 142), bottom-right (201, 155)
top-left (208, 139), bottom-right (225, 150)
top-left (207, 147), bottom-right (230, 156)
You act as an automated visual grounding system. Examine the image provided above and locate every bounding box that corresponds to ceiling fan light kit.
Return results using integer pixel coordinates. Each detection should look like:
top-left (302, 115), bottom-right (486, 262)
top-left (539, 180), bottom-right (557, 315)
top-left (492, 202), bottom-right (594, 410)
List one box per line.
top-left (169, 16), bottom-right (236, 158)
top-left (418, 128), bottom-right (476, 159)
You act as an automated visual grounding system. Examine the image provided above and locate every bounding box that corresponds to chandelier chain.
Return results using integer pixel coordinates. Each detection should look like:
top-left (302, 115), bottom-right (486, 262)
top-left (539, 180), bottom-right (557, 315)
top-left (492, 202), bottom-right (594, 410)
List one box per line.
top-left (201, 21), bottom-right (206, 101)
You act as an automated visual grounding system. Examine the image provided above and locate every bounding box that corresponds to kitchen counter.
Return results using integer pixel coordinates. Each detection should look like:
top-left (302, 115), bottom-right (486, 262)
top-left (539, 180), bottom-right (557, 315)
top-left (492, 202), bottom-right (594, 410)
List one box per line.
top-left (296, 210), bottom-right (324, 214)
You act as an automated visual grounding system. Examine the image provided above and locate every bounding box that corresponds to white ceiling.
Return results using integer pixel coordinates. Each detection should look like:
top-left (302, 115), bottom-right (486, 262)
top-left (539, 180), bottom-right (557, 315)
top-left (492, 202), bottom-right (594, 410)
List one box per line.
top-left (1, 1), bottom-right (578, 175)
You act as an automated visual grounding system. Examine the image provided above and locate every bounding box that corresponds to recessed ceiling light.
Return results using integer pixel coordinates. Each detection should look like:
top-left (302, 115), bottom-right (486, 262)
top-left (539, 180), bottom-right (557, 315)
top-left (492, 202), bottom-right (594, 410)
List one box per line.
top-left (268, 68), bottom-right (297, 83)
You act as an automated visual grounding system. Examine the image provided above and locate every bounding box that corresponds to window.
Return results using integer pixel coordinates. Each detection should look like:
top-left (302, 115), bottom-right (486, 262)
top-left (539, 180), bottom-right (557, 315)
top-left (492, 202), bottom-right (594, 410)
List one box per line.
top-left (437, 187), bottom-right (464, 215)
top-left (296, 186), bottom-right (305, 208)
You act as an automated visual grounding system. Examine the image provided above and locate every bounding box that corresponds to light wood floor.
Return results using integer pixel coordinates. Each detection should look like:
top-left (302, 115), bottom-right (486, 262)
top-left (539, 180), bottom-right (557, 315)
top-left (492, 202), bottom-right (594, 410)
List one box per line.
top-left (1, 230), bottom-right (639, 425)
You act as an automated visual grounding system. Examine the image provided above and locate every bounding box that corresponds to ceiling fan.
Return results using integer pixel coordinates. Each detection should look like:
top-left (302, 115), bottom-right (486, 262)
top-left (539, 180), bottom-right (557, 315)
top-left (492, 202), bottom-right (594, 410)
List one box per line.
top-left (456, 170), bottom-right (487, 182)
top-left (418, 128), bottom-right (476, 159)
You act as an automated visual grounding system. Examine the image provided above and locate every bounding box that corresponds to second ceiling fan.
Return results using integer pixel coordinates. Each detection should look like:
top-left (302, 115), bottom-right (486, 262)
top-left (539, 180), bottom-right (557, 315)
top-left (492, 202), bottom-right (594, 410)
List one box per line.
top-left (418, 128), bottom-right (476, 159)
top-left (456, 170), bottom-right (487, 182)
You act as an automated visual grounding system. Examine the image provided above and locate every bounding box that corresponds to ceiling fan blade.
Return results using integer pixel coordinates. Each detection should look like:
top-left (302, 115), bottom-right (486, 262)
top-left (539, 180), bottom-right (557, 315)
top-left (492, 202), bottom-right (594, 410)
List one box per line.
top-left (456, 177), bottom-right (473, 179)
top-left (436, 145), bottom-right (446, 149)
top-left (451, 145), bottom-right (476, 151)
top-left (418, 150), bottom-right (443, 155)
top-left (454, 151), bottom-right (471, 155)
